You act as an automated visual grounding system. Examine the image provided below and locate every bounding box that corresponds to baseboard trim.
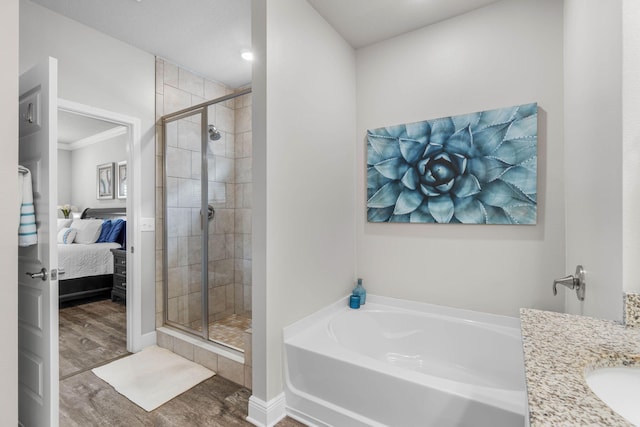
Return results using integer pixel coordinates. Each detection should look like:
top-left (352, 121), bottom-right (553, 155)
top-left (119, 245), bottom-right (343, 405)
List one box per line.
top-left (246, 393), bottom-right (286, 427)
top-left (139, 330), bottom-right (156, 349)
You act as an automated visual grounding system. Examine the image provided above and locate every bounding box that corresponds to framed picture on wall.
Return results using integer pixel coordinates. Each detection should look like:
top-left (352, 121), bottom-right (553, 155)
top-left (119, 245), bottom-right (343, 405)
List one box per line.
top-left (117, 161), bottom-right (127, 199)
top-left (97, 162), bottom-right (114, 200)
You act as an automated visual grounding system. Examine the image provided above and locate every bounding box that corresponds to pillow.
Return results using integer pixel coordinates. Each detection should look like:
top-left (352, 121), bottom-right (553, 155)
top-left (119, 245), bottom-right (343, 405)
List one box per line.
top-left (105, 219), bottom-right (125, 243)
top-left (96, 220), bottom-right (113, 243)
top-left (57, 227), bottom-right (77, 244)
top-left (70, 219), bottom-right (103, 244)
top-left (57, 218), bottom-right (72, 233)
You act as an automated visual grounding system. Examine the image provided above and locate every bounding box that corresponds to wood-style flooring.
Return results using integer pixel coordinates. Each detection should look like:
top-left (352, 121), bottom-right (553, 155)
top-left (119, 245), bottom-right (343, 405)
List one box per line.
top-left (59, 299), bottom-right (305, 426)
top-left (59, 299), bottom-right (128, 380)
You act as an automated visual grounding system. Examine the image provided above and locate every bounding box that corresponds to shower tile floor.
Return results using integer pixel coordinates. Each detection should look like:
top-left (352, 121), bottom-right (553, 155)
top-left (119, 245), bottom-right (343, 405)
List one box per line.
top-left (208, 314), bottom-right (252, 352)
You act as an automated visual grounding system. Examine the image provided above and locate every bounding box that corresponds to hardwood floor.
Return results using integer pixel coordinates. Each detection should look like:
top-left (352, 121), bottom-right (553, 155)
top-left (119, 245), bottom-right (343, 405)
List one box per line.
top-left (59, 299), bottom-right (128, 380)
top-left (59, 299), bottom-right (305, 426)
top-left (60, 372), bottom-right (304, 427)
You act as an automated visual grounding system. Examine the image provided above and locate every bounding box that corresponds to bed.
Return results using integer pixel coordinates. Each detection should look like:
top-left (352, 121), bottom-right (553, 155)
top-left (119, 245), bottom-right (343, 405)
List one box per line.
top-left (58, 207), bottom-right (126, 304)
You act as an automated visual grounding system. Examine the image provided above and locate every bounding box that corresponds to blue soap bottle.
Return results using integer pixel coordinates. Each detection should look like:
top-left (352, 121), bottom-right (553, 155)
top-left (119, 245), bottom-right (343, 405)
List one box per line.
top-left (353, 278), bottom-right (366, 305)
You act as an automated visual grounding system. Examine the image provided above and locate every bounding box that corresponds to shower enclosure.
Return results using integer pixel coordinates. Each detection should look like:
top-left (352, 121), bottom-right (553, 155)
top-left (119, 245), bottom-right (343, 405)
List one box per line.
top-left (162, 88), bottom-right (251, 351)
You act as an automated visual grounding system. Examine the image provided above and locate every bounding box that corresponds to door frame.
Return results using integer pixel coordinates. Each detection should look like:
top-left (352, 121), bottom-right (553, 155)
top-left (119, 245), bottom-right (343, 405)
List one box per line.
top-left (58, 98), bottom-right (143, 352)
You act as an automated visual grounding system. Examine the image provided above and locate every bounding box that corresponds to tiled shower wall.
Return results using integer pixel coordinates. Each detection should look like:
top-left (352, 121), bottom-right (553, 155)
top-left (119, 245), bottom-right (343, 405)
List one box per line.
top-left (155, 57), bottom-right (252, 329)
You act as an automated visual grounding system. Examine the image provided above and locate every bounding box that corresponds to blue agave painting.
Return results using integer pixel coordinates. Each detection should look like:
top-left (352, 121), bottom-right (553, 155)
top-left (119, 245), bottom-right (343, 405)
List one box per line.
top-left (367, 103), bottom-right (537, 224)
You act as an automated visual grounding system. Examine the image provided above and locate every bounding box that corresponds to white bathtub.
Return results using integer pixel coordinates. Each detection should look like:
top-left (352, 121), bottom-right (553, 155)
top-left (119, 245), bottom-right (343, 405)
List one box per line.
top-left (283, 295), bottom-right (526, 427)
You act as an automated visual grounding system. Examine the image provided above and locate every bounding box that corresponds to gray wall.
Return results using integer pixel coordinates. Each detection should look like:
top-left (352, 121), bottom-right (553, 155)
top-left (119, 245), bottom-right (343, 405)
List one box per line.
top-left (57, 137), bottom-right (127, 213)
top-left (623, 0), bottom-right (640, 294)
top-left (0, 0), bottom-right (19, 423)
top-left (564, 0), bottom-right (623, 320)
top-left (356, 0), bottom-right (565, 317)
top-left (70, 135), bottom-right (127, 211)
top-left (57, 149), bottom-right (72, 209)
top-left (20, 0), bottom-right (157, 335)
top-left (253, 0), bottom-right (357, 402)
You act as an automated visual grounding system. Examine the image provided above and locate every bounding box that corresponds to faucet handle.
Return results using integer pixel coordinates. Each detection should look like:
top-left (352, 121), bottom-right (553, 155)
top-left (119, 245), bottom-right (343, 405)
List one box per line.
top-left (552, 265), bottom-right (585, 301)
top-left (553, 275), bottom-right (576, 295)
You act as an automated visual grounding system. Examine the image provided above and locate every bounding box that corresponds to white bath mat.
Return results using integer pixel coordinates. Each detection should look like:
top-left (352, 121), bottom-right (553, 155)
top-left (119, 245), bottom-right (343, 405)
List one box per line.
top-left (92, 345), bottom-right (215, 412)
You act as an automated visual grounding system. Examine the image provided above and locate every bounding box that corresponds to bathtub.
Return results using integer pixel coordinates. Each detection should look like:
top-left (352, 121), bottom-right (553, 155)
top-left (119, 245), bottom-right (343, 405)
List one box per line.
top-left (283, 295), bottom-right (526, 427)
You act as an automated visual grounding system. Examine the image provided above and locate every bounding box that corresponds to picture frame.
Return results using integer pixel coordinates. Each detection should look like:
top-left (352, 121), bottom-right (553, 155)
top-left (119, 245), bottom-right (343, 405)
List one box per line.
top-left (116, 161), bottom-right (127, 199)
top-left (97, 162), bottom-right (114, 200)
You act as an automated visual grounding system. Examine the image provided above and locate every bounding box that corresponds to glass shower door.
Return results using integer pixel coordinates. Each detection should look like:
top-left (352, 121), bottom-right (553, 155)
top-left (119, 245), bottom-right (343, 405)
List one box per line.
top-left (163, 108), bottom-right (209, 338)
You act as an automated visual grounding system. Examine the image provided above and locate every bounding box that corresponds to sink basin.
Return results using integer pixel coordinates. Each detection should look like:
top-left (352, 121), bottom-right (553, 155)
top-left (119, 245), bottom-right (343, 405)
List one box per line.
top-left (586, 366), bottom-right (640, 425)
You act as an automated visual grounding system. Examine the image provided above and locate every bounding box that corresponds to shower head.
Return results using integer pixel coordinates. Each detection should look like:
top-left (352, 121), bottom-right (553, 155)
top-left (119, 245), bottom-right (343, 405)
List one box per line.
top-left (208, 124), bottom-right (221, 141)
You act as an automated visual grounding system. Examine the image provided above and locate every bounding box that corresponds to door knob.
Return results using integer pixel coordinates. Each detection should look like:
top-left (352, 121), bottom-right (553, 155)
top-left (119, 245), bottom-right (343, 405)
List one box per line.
top-left (26, 267), bottom-right (48, 281)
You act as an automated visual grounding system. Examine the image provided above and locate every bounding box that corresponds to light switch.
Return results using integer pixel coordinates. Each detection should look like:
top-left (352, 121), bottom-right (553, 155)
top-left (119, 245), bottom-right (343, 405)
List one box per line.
top-left (140, 217), bottom-right (155, 232)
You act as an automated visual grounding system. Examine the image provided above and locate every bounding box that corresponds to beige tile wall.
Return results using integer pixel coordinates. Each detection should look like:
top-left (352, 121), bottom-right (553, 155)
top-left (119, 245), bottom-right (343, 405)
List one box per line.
top-left (155, 58), bottom-right (252, 330)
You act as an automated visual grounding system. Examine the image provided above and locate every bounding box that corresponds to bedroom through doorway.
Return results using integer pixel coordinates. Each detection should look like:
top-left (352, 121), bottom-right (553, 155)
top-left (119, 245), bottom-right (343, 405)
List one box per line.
top-left (55, 102), bottom-right (136, 384)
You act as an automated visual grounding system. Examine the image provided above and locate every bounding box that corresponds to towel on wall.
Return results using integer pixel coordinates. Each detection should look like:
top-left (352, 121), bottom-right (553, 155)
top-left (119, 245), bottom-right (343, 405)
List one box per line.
top-left (18, 166), bottom-right (37, 247)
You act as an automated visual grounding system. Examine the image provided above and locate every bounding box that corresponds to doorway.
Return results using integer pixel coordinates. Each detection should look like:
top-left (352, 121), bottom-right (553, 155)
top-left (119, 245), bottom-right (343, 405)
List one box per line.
top-left (56, 103), bottom-right (132, 383)
top-left (57, 99), bottom-right (142, 352)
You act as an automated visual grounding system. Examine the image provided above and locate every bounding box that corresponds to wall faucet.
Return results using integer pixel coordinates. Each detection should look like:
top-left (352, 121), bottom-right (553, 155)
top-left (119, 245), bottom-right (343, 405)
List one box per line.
top-left (553, 265), bottom-right (585, 301)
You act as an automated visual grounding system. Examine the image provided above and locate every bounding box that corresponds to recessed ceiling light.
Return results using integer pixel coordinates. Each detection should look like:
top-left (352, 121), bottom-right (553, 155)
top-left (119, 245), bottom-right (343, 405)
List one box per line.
top-left (241, 50), bottom-right (254, 61)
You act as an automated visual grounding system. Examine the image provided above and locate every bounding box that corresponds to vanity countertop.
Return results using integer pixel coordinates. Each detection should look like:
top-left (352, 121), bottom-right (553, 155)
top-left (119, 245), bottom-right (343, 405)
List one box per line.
top-left (520, 308), bottom-right (640, 426)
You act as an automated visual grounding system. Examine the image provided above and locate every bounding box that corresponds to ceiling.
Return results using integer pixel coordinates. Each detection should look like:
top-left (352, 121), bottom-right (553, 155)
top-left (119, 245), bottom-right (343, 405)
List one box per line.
top-left (58, 110), bottom-right (126, 150)
top-left (307, 0), bottom-right (501, 48)
top-left (30, 0), bottom-right (252, 89)
top-left (29, 0), bottom-right (500, 89)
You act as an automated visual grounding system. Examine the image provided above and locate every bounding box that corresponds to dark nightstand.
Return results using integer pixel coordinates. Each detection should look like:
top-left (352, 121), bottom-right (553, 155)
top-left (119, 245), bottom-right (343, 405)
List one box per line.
top-left (111, 248), bottom-right (127, 303)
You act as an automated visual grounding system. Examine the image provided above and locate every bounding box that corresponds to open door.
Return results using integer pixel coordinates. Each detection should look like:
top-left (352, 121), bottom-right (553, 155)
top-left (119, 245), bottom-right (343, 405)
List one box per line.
top-left (18, 57), bottom-right (59, 427)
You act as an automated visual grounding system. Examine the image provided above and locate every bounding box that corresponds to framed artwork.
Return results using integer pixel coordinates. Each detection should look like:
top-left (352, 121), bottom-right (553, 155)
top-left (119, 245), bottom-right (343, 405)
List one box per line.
top-left (117, 161), bottom-right (127, 199)
top-left (366, 103), bottom-right (538, 224)
top-left (97, 162), bottom-right (114, 200)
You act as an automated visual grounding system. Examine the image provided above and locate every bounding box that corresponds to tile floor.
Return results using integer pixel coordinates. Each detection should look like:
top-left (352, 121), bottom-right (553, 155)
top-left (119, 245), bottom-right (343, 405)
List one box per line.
top-left (208, 313), bottom-right (252, 351)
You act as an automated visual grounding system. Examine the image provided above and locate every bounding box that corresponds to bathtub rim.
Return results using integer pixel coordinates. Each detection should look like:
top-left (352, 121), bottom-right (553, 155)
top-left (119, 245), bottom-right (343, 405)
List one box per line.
top-left (284, 293), bottom-right (521, 341)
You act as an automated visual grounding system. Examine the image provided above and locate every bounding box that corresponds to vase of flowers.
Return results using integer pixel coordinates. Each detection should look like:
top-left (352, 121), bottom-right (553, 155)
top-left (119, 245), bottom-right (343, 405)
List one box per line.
top-left (58, 204), bottom-right (75, 219)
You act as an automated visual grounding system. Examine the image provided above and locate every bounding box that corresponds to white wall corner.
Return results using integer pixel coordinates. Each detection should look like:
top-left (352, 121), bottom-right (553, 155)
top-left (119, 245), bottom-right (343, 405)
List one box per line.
top-left (247, 393), bottom-right (286, 427)
top-left (139, 330), bottom-right (157, 350)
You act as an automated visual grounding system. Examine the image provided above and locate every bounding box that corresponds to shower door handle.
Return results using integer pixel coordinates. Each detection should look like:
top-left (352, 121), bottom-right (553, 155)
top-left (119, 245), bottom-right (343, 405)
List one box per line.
top-left (200, 205), bottom-right (215, 229)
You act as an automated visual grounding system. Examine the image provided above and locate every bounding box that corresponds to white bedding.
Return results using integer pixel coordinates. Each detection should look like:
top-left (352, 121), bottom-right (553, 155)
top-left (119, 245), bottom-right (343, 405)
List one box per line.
top-left (58, 242), bottom-right (121, 281)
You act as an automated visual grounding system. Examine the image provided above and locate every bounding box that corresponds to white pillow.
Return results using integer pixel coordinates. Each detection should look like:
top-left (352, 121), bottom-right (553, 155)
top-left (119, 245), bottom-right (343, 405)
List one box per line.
top-left (70, 219), bottom-right (103, 244)
top-left (57, 227), bottom-right (77, 244)
top-left (57, 218), bottom-right (72, 233)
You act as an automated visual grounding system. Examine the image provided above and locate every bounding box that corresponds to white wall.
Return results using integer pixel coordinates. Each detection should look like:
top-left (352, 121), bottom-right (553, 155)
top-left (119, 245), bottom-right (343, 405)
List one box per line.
top-left (356, 0), bottom-right (565, 317)
top-left (564, 0), bottom-right (623, 320)
top-left (0, 0), bottom-right (19, 424)
top-left (20, 0), bottom-right (157, 334)
top-left (253, 0), bottom-right (357, 401)
top-left (69, 137), bottom-right (127, 211)
top-left (57, 149), bottom-right (72, 208)
top-left (623, 0), bottom-right (640, 294)
top-left (58, 138), bottom-right (127, 213)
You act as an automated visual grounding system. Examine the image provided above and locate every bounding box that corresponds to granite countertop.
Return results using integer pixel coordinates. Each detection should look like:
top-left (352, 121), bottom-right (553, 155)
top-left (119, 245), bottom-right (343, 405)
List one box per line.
top-left (520, 308), bottom-right (640, 426)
